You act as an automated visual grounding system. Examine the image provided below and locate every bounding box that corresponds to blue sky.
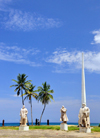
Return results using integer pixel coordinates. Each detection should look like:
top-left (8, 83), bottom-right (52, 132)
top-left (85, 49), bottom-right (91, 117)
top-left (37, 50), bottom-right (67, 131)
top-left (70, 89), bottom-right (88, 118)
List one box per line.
top-left (0, 0), bottom-right (100, 123)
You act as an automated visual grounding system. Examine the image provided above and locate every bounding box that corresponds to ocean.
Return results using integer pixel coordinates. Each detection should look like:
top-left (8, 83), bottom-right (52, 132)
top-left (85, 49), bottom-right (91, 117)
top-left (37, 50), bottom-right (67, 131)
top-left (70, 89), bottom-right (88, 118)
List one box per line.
top-left (0, 122), bottom-right (99, 126)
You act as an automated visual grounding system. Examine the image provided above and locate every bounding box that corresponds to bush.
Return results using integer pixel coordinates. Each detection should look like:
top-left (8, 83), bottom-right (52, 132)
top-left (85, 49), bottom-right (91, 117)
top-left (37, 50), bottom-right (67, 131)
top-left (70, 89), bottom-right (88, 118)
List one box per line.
top-left (98, 123), bottom-right (100, 127)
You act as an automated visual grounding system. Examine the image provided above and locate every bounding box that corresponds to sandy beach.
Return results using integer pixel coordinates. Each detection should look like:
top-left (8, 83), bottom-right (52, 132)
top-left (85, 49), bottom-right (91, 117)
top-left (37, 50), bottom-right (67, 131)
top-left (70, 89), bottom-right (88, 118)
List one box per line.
top-left (0, 129), bottom-right (100, 138)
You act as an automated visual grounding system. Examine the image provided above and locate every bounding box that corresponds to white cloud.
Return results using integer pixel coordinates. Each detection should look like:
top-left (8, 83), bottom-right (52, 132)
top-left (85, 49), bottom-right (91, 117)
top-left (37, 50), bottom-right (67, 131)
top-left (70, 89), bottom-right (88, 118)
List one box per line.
top-left (11, 94), bottom-right (21, 97)
top-left (0, 0), bottom-right (12, 11)
top-left (46, 49), bottom-right (100, 73)
top-left (2, 9), bottom-right (62, 31)
top-left (0, 42), bottom-right (41, 66)
top-left (91, 30), bottom-right (100, 44)
top-left (0, 0), bottom-right (12, 6)
top-left (88, 95), bottom-right (100, 98)
top-left (0, 0), bottom-right (12, 3)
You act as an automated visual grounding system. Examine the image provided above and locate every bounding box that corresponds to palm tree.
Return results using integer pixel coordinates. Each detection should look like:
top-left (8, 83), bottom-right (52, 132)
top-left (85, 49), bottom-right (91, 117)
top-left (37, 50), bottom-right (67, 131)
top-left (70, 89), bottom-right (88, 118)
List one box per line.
top-left (23, 84), bottom-right (38, 125)
top-left (10, 73), bottom-right (32, 105)
top-left (37, 82), bottom-right (54, 124)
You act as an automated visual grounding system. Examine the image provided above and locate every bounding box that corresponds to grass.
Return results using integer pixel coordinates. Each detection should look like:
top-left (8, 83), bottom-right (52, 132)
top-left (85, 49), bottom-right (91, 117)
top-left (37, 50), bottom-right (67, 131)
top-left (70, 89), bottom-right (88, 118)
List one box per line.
top-left (29, 125), bottom-right (60, 130)
top-left (0, 125), bottom-right (78, 131)
top-left (68, 126), bottom-right (79, 131)
top-left (0, 126), bottom-right (19, 130)
top-left (91, 126), bottom-right (100, 132)
top-left (29, 125), bottom-right (79, 131)
top-left (0, 125), bottom-right (100, 132)
top-left (0, 125), bottom-right (60, 130)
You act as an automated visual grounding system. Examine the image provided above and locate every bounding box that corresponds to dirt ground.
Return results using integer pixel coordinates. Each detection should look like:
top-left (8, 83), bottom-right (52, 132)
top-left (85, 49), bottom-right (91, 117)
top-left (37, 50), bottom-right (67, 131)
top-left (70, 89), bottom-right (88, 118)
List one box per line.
top-left (0, 129), bottom-right (100, 138)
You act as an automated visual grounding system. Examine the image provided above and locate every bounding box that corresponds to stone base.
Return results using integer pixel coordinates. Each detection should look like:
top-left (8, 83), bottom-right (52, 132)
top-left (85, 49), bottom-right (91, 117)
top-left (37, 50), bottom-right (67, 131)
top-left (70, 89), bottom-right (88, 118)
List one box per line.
top-left (79, 127), bottom-right (91, 133)
top-left (60, 123), bottom-right (68, 131)
top-left (19, 126), bottom-right (29, 131)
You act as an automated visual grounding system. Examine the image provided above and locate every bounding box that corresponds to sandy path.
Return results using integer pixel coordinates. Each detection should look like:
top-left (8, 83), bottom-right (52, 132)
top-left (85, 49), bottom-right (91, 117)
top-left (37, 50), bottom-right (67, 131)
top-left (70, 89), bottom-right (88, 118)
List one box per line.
top-left (0, 129), bottom-right (100, 138)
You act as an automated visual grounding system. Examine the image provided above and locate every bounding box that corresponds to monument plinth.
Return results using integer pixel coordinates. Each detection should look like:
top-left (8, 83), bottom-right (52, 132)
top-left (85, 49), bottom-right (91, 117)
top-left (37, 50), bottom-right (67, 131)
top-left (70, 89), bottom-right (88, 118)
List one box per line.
top-left (19, 125), bottom-right (29, 131)
top-left (79, 127), bottom-right (91, 133)
top-left (60, 105), bottom-right (68, 131)
top-left (19, 105), bottom-right (29, 131)
top-left (78, 53), bottom-right (91, 133)
top-left (60, 123), bottom-right (68, 131)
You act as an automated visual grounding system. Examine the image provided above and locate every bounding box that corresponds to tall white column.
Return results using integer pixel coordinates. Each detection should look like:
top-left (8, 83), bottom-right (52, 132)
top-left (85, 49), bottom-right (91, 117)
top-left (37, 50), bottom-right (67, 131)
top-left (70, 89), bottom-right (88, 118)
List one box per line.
top-left (81, 52), bottom-right (86, 106)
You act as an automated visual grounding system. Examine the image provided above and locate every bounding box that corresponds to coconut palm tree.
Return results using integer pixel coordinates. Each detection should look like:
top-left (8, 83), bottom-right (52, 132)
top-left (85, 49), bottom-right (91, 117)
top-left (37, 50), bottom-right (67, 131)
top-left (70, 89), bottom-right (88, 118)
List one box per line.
top-left (23, 84), bottom-right (38, 125)
top-left (37, 82), bottom-right (54, 124)
top-left (10, 73), bottom-right (32, 105)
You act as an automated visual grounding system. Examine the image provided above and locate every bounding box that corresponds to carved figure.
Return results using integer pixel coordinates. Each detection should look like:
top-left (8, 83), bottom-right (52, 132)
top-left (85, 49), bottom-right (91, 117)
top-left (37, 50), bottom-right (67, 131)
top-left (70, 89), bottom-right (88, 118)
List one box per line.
top-left (60, 105), bottom-right (68, 123)
top-left (20, 105), bottom-right (28, 126)
top-left (78, 103), bottom-right (90, 128)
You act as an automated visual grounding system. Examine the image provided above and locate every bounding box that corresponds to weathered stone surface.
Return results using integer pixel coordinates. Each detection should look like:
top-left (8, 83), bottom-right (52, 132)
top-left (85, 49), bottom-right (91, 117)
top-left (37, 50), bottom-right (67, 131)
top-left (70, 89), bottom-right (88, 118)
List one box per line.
top-left (19, 105), bottom-right (29, 131)
top-left (60, 123), bottom-right (68, 131)
top-left (60, 105), bottom-right (68, 123)
top-left (78, 103), bottom-right (90, 128)
top-left (79, 127), bottom-right (91, 133)
top-left (19, 126), bottom-right (29, 131)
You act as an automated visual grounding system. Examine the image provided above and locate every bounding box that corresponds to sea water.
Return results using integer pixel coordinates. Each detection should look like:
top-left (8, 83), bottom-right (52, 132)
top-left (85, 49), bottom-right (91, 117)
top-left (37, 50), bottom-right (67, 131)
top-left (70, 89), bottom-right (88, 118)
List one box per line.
top-left (0, 122), bottom-right (99, 126)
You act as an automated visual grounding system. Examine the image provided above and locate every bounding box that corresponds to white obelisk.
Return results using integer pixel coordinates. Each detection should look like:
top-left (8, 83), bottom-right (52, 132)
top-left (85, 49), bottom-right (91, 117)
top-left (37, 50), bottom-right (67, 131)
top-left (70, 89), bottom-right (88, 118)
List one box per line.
top-left (81, 52), bottom-right (86, 106)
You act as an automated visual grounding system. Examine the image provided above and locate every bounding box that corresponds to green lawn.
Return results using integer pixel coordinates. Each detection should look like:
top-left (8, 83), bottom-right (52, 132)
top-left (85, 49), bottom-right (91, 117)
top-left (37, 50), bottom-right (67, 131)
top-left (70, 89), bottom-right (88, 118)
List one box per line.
top-left (0, 126), bottom-right (19, 130)
top-left (29, 125), bottom-right (60, 130)
top-left (0, 125), bottom-right (100, 132)
top-left (91, 126), bottom-right (100, 132)
top-left (0, 125), bottom-right (78, 131)
top-left (68, 126), bottom-right (79, 131)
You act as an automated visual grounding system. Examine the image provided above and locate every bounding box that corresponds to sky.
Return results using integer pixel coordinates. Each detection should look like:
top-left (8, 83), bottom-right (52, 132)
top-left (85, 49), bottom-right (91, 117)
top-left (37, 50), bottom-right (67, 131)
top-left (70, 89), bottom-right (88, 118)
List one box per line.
top-left (0, 0), bottom-right (100, 123)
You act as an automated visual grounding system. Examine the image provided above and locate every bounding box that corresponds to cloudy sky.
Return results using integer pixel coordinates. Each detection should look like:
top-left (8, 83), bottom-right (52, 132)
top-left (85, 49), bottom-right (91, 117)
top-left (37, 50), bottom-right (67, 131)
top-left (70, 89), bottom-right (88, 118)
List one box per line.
top-left (0, 0), bottom-right (100, 123)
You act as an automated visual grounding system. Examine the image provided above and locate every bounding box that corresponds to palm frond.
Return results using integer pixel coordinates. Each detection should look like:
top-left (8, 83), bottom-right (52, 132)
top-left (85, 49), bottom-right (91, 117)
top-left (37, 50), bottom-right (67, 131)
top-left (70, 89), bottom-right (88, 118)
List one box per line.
top-left (14, 86), bottom-right (20, 92)
top-left (10, 84), bottom-right (18, 88)
top-left (48, 94), bottom-right (54, 101)
top-left (37, 81), bottom-right (54, 105)
top-left (17, 89), bottom-right (20, 96)
top-left (12, 79), bottom-right (18, 83)
top-left (22, 92), bottom-right (28, 96)
top-left (25, 80), bottom-right (32, 83)
top-left (17, 74), bottom-right (21, 82)
top-left (25, 82), bottom-right (32, 85)
top-left (47, 90), bottom-right (54, 93)
top-left (24, 95), bottom-right (29, 101)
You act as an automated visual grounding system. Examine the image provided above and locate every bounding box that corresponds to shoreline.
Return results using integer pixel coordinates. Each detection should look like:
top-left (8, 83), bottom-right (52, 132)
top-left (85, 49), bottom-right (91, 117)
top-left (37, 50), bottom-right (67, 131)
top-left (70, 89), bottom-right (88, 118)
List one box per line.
top-left (0, 124), bottom-right (99, 127)
top-left (0, 125), bottom-right (99, 127)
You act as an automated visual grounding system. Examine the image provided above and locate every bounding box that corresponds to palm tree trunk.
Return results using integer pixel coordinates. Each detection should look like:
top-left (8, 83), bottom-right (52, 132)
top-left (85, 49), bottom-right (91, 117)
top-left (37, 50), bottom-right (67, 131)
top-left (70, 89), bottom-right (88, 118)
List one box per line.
top-left (21, 89), bottom-right (24, 105)
top-left (31, 97), bottom-right (33, 125)
top-left (39, 104), bottom-right (46, 124)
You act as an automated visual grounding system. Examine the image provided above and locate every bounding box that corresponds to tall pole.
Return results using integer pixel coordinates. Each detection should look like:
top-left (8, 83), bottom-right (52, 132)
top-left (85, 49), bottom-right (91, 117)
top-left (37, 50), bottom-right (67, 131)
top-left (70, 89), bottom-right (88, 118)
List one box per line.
top-left (81, 52), bottom-right (86, 106)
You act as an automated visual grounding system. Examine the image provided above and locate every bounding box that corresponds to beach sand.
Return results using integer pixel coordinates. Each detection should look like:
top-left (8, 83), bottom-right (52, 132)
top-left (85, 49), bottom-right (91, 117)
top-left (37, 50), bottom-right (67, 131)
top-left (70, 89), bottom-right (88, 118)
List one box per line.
top-left (0, 129), bottom-right (100, 138)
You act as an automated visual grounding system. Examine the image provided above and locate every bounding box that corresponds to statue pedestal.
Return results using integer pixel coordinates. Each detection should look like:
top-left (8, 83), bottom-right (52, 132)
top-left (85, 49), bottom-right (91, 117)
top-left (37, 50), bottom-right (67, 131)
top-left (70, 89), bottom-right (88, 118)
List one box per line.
top-left (60, 123), bottom-right (68, 131)
top-left (19, 125), bottom-right (29, 131)
top-left (79, 127), bottom-right (91, 133)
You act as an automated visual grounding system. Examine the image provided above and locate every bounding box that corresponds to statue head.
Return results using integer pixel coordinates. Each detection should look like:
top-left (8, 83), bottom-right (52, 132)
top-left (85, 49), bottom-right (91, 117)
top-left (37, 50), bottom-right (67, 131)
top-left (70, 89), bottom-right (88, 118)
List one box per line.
top-left (62, 105), bottom-right (64, 108)
top-left (82, 103), bottom-right (86, 108)
top-left (23, 105), bottom-right (25, 109)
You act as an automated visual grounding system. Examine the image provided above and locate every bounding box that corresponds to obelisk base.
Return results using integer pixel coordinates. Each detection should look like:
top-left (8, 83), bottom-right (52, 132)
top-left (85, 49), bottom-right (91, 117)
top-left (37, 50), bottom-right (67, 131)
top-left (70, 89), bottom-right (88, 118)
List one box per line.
top-left (79, 127), bottom-right (91, 133)
top-left (60, 123), bottom-right (68, 131)
top-left (19, 125), bottom-right (29, 131)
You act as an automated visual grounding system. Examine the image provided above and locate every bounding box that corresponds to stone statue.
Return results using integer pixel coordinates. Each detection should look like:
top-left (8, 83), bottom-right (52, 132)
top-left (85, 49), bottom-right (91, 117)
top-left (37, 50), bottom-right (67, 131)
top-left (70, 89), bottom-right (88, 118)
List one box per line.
top-left (78, 103), bottom-right (90, 128)
top-left (60, 105), bottom-right (68, 123)
top-left (20, 105), bottom-right (28, 126)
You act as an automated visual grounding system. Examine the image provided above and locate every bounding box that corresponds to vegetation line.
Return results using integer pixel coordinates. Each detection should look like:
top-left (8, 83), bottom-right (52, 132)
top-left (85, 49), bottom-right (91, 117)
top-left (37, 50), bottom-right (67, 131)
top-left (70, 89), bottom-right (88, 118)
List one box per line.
top-left (0, 126), bottom-right (100, 132)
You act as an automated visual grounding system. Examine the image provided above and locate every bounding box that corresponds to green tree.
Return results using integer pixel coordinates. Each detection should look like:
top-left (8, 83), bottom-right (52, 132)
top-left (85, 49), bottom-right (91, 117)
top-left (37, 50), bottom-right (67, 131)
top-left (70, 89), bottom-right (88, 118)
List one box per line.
top-left (23, 84), bottom-right (38, 125)
top-left (37, 82), bottom-right (54, 124)
top-left (10, 73), bottom-right (31, 105)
